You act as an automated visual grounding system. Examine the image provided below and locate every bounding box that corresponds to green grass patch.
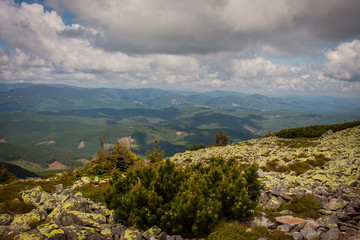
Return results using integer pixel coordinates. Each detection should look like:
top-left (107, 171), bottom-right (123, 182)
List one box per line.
top-left (208, 221), bottom-right (292, 240)
top-left (76, 182), bottom-right (109, 203)
top-left (0, 173), bottom-right (74, 214)
top-left (282, 194), bottom-right (321, 219)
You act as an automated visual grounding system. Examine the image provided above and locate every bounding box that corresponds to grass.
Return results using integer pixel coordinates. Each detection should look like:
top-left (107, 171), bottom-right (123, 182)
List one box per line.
top-left (0, 173), bottom-right (74, 214)
top-left (261, 154), bottom-right (329, 176)
top-left (76, 182), bottom-right (109, 203)
top-left (282, 194), bottom-right (321, 219)
top-left (208, 221), bottom-right (292, 240)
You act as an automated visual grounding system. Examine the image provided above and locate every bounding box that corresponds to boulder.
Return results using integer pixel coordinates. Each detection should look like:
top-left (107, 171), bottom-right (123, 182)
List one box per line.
top-left (81, 176), bottom-right (92, 184)
top-left (122, 227), bottom-right (142, 240)
top-left (9, 208), bottom-right (47, 233)
top-left (0, 213), bottom-right (12, 225)
top-left (320, 228), bottom-right (342, 240)
top-left (300, 225), bottom-right (320, 240)
top-left (13, 229), bottom-right (44, 240)
top-left (264, 196), bottom-right (282, 209)
top-left (275, 216), bottom-right (319, 228)
top-left (37, 222), bottom-right (66, 240)
top-left (61, 211), bottom-right (107, 228)
top-left (143, 225), bottom-right (162, 240)
top-left (22, 186), bottom-right (57, 211)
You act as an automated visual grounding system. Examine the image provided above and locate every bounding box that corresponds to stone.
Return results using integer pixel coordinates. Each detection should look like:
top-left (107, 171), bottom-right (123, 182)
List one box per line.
top-left (292, 231), bottom-right (304, 240)
top-left (275, 216), bottom-right (319, 228)
top-left (37, 222), bottom-right (66, 240)
top-left (317, 214), bottom-right (339, 229)
top-left (9, 208), bottom-right (47, 233)
top-left (61, 211), bottom-right (107, 228)
top-left (62, 225), bottom-right (104, 240)
top-left (81, 176), bottom-right (92, 184)
top-left (0, 213), bottom-right (12, 225)
top-left (320, 228), bottom-right (341, 240)
top-left (300, 225), bottom-right (320, 240)
top-left (259, 190), bottom-right (270, 205)
top-left (143, 225), bottom-right (162, 240)
top-left (252, 215), bottom-right (276, 229)
top-left (277, 223), bottom-right (297, 233)
top-left (111, 224), bottom-right (127, 236)
top-left (122, 227), bottom-right (143, 240)
top-left (264, 196), bottom-right (282, 209)
top-left (279, 210), bottom-right (294, 215)
top-left (53, 184), bottom-right (64, 194)
top-left (13, 229), bottom-right (45, 240)
top-left (157, 231), bottom-right (168, 240)
top-left (22, 186), bottom-right (57, 211)
top-left (257, 169), bottom-right (266, 178)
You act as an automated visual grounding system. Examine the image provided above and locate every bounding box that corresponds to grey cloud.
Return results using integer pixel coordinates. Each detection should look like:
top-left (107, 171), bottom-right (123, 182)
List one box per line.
top-left (46, 0), bottom-right (360, 56)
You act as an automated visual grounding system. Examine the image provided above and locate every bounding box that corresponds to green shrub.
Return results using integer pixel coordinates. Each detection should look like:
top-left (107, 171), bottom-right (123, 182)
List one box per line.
top-left (73, 141), bottom-right (140, 178)
top-left (208, 222), bottom-right (292, 240)
top-left (105, 157), bottom-right (260, 236)
top-left (283, 194), bottom-right (321, 219)
top-left (77, 182), bottom-right (109, 203)
top-left (275, 121), bottom-right (360, 138)
top-left (185, 145), bottom-right (206, 151)
top-left (0, 164), bottom-right (17, 184)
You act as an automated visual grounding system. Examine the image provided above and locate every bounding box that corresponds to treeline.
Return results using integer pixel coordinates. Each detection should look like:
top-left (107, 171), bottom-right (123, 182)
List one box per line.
top-left (0, 143), bottom-right (89, 168)
top-left (274, 121), bottom-right (360, 138)
top-left (0, 162), bottom-right (38, 180)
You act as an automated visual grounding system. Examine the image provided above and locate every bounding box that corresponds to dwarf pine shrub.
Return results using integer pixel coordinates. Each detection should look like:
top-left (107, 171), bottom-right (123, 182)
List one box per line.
top-left (105, 157), bottom-right (260, 236)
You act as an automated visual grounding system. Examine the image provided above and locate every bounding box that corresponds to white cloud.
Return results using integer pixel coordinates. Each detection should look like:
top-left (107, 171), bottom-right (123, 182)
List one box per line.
top-left (0, 0), bottom-right (360, 97)
top-left (323, 39), bottom-right (360, 81)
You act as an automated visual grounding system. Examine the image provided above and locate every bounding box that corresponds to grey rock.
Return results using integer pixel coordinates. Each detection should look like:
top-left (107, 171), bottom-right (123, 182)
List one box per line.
top-left (279, 210), bottom-right (294, 215)
top-left (292, 232), bottom-right (304, 240)
top-left (277, 223), bottom-right (297, 233)
top-left (320, 228), bottom-right (342, 240)
top-left (257, 169), bottom-right (266, 178)
top-left (53, 184), bottom-right (64, 194)
top-left (300, 225), bottom-right (320, 240)
top-left (157, 232), bottom-right (168, 240)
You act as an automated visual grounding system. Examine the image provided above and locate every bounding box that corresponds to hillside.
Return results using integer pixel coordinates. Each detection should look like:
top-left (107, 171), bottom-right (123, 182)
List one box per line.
top-left (0, 126), bottom-right (359, 239)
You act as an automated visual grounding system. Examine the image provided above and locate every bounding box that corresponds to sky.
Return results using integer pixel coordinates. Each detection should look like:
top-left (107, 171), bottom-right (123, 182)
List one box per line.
top-left (0, 0), bottom-right (360, 97)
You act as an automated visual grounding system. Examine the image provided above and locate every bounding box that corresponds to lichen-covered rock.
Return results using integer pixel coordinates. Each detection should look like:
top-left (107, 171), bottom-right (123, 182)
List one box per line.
top-left (122, 227), bottom-right (142, 240)
top-left (61, 211), bottom-right (107, 228)
top-left (37, 222), bottom-right (66, 240)
top-left (9, 208), bottom-right (47, 233)
top-left (0, 213), bottom-right (12, 225)
top-left (62, 225), bottom-right (105, 240)
top-left (264, 196), bottom-right (282, 209)
top-left (81, 176), bottom-right (92, 184)
top-left (22, 186), bottom-right (57, 211)
top-left (13, 229), bottom-right (45, 240)
top-left (142, 225), bottom-right (162, 240)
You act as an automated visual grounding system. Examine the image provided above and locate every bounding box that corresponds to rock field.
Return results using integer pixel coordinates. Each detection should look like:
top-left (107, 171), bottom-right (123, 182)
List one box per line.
top-left (1, 126), bottom-right (359, 239)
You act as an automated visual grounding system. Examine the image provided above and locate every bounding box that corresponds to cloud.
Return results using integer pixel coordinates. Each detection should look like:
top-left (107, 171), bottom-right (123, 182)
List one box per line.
top-left (1, 0), bottom-right (360, 97)
top-left (45, 0), bottom-right (360, 55)
top-left (323, 39), bottom-right (360, 81)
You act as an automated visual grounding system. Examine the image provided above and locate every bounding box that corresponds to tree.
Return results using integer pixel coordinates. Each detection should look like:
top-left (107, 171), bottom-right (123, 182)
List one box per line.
top-left (214, 130), bottom-right (230, 146)
top-left (145, 140), bottom-right (165, 163)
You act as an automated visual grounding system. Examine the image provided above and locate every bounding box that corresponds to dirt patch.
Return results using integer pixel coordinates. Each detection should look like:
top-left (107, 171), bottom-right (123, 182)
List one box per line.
top-left (77, 141), bottom-right (85, 149)
top-left (244, 125), bottom-right (256, 133)
top-left (35, 140), bottom-right (55, 145)
top-left (47, 161), bottom-right (70, 170)
top-left (176, 131), bottom-right (186, 136)
top-left (0, 137), bottom-right (6, 143)
top-left (118, 136), bottom-right (137, 148)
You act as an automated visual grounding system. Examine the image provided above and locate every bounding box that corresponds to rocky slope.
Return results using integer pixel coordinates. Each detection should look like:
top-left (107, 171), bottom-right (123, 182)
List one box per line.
top-left (0, 126), bottom-right (359, 239)
top-left (171, 126), bottom-right (360, 239)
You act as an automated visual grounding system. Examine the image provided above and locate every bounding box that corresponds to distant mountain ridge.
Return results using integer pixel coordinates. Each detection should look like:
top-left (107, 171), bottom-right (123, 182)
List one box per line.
top-left (0, 83), bottom-right (359, 113)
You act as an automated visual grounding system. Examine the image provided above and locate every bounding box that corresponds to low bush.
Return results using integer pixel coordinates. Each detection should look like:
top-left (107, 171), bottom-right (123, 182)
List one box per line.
top-left (282, 194), bottom-right (321, 219)
top-left (275, 121), bottom-right (360, 138)
top-left (185, 145), bottom-right (206, 151)
top-left (209, 221), bottom-right (292, 240)
top-left (0, 164), bottom-right (17, 184)
top-left (73, 141), bottom-right (140, 178)
top-left (105, 157), bottom-right (260, 236)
